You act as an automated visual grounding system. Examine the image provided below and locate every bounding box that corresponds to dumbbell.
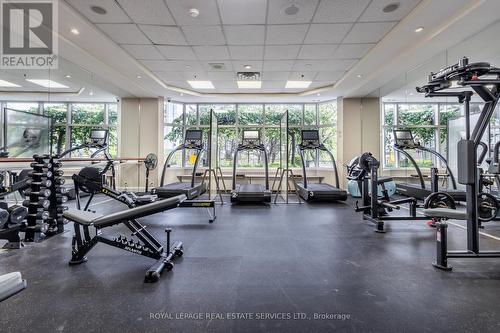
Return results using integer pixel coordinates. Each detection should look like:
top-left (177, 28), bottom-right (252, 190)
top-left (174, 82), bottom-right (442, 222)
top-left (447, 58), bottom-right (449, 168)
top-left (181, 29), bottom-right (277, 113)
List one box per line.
top-left (0, 208), bottom-right (9, 228)
top-left (8, 205), bottom-right (28, 225)
top-left (55, 186), bottom-right (68, 194)
top-left (26, 179), bottom-right (52, 187)
top-left (27, 210), bottom-right (50, 220)
top-left (52, 162), bottom-right (62, 168)
top-left (53, 170), bottom-right (64, 177)
top-left (28, 170), bottom-right (53, 178)
top-left (24, 188), bottom-right (51, 197)
top-left (30, 162), bottom-right (52, 169)
top-left (53, 178), bottom-right (65, 185)
top-left (23, 199), bottom-right (50, 209)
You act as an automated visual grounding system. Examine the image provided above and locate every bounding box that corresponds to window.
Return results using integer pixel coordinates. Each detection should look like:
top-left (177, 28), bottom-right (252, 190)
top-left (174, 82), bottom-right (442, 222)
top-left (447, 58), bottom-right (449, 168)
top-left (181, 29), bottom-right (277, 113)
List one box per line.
top-left (5, 102), bottom-right (39, 113)
top-left (43, 103), bottom-right (67, 154)
top-left (163, 101), bottom-right (338, 169)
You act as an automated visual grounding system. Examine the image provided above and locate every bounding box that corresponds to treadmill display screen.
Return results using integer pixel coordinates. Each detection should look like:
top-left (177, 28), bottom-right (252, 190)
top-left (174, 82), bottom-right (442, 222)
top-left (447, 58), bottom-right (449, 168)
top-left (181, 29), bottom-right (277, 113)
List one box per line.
top-left (302, 130), bottom-right (319, 141)
top-left (90, 129), bottom-right (108, 145)
top-left (393, 129), bottom-right (416, 147)
top-left (185, 130), bottom-right (203, 141)
top-left (243, 130), bottom-right (259, 141)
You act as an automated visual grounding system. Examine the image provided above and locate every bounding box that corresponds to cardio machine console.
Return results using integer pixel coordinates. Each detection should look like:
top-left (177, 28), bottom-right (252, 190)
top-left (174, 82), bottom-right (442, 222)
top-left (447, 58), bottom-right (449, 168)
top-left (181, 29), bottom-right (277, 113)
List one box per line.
top-left (300, 130), bottom-right (321, 149)
top-left (90, 129), bottom-right (108, 146)
top-left (184, 129), bottom-right (203, 149)
top-left (393, 129), bottom-right (418, 149)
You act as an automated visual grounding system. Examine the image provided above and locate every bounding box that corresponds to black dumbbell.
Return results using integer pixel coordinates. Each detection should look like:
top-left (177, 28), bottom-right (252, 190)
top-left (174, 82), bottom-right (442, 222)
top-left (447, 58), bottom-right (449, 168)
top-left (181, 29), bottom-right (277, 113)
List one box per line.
top-left (22, 199), bottom-right (50, 209)
top-left (8, 205), bottom-right (28, 225)
top-left (0, 208), bottom-right (9, 228)
top-left (26, 179), bottom-right (52, 187)
top-left (24, 188), bottom-right (51, 197)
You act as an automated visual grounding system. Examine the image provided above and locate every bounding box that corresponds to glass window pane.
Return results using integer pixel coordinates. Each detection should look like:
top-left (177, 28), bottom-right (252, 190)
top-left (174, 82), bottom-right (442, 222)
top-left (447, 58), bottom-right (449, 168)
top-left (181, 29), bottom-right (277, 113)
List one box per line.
top-left (70, 127), bottom-right (94, 157)
top-left (319, 102), bottom-right (337, 125)
top-left (218, 128), bottom-right (236, 167)
top-left (384, 129), bottom-right (396, 168)
top-left (238, 150), bottom-right (263, 168)
top-left (304, 104), bottom-right (317, 125)
top-left (200, 104), bottom-right (236, 125)
top-left (6, 102), bottom-right (39, 113)
top-left (384, 104), bottom-right (395, 126)
top-left (108, 127), bottom-right (118, 158)
top-left (163, 126), bottom-right (183, 167)
top-left (238, 104), bottom-right (263, 125)
top-left (52, 127), bottom-right (66, 155)
top-left (287, 105), bottom-right (302, 126)
top-left (302, 150), bottom-right (317, 168)
top-left (108, 104), bottom-right (118, 126)
top-left (164, 102), bottom-right (183, 125)
top-left (397, 104), bottom-right (436, 126)
top-left (265, 104), bottom-right (285, 125)
top-left (319, 127), bottom-right (337, 166)
top-left (186, 104), bottom-right (197, 126)
top-left (72, 103), bottom-right (105, 125)
top-left (43, 103), bottom-right (67, 123)
top-left (264, 128), bottom-right (281, 168)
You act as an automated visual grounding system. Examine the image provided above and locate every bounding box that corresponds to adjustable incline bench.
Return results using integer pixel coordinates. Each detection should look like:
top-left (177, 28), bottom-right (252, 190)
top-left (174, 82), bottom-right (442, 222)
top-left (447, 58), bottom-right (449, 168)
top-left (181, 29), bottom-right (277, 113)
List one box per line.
top-left (64, 195), bottom-right (186, 282)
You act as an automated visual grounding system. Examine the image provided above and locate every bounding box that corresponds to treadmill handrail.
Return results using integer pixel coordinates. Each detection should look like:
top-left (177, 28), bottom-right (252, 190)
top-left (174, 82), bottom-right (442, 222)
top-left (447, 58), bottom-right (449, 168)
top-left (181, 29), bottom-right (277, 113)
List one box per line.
top-left (394, 146), bottom-right (426, 189)
top-left (298, 144), bottom-right (340, 189)
top-left (232, 145), bottom-right (269, 191)
top-left (417, 146), bottom-right (457, 190)
top-left (160, 143), bottom-right (204, 187)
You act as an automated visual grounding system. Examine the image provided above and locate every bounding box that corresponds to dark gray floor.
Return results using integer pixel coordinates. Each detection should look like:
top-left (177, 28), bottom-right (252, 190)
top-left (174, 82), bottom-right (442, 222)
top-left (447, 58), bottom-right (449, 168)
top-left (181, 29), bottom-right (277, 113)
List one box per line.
top-left (2, 195), bottom-right (500, 332)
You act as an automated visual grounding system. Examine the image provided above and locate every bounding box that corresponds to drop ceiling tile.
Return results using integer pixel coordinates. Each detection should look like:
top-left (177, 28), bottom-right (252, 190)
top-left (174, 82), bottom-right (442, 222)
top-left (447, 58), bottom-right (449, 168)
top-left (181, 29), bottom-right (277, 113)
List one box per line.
top-left (142, 60), bottom-right (203, 71)
top-left (343, 22), bottom-right (397, 43)
top-left (313, 0), bottom-right (371, 23)
top-left (217, 0), bottom-right (266, 24)
top-left (117, 0), bottom-right (175, 25)
top-left (298, 45), bottom-right (337, 59)
top-left (121, 44), bottom-right (165, 60)
top-left (213, 80), bottom-right (238, 89)
top-left (288, 71), bottom-right (317, 80)
top-left (165, 0), bottom-right (221, 25)
top-left (207, 71), bottom-right (236, 80)
top-left (156, 46), bottom-right (197, 60)
top-left (97, 24), bottom-right (150, 44)
top-left (310, 81), bottom-right (333, 88)
top-left (202, 61), bottom-right (234, 71)
top-left (228, 45), bottom-right (264, 60)
top-left (182, 26), bottom-right (226, 45)
top-left (262, 81), bottom-right (285, 89)
top-left (333, 43), bottom-right (374, 59)
top-left (66, 0), bottom-right (131, 23)
top-left (359, 0), bottom-right (421, 22)
top-left (262, 60), bottom-right (294, 71)
top-left (293, 59), bottom-right (356, 71)
top-left (266, 25), bottom-right (309, 45)
top-left (193, 46), bottom-right (230, 60)
top-left (264, 45), bottom-right (301, 60)
top-left (314, 71), bottom-right (345, 81)
top-left (261, 71), bottom-right (290, 80)
top-left (224, 25), bottom-right (266, 45)
top-left (304, 24), bottom-right (352, 44)
top-left (267, 0), bottom-right (320, 24)
top-left (160, 80), bottom-right (192, 89)
top-left (232, 61), bottom-right (263, 71)
top-left (139, 25), bottom-right (187, 45)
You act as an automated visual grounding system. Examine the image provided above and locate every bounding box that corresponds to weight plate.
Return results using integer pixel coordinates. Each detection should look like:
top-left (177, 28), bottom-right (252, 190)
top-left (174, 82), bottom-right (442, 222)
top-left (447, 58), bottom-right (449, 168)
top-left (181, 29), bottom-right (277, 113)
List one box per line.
top-left (424, 192), bottom-right (456, 209)
top-left (478, 192), bottom-right (499, 222)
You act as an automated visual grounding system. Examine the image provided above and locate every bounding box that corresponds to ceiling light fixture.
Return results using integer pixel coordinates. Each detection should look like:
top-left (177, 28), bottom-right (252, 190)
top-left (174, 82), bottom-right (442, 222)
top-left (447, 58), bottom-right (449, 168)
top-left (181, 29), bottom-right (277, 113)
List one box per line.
top-left (136, 75), bottom-right (142, 79)
top-left (286, 81), bottom-right (311, 89)
top-left (70, 28), bottom-right (79, 35)
top-left (237, 81), bottom-right (261, 89)
top-left (90, 5), bottom-right (107, 15)
top-left (189, 8), bottom-right (200, 18)
top-left (89, 89), bottom-right (94, 96)
top-left (316, 93), bottom-right (321, 96)
top-left (0, 79), bottom-right (21, 87)
top-left (65, 75), bottom-right (71, 78)
top-left (382, 2), bottom-right (400, 13)
top-left (26, 79), bottom-right (69, 88)
top-left (244, 64), bottom-right (252, 70)
top-left (187, 80), bottom-right (214, 89)
top-left (415, 26), bottom-right (424, 33)
top-left (284, 4), bottom-right (300, 15)
top-left (356, 74), bottom-right (363, 78)
top-left (185, 65), bottom-right (191, 69)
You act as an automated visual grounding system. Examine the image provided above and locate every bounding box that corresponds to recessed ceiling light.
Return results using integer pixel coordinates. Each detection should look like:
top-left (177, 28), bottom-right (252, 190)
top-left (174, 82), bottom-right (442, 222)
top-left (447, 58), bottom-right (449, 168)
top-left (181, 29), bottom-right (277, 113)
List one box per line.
top-left (90, 5), bottom-right (107, 15)
top-left (316, 93), bottom-right (321, 96)
top-left (185, 65), bottom-right (191, 69)
top-left (356, 74), bottom-right (363, 78)
top-left (383, 2), bottom-right (400, 13)
top-left (0, 79), bottom-right (21, 87)
top-left (187, 80), bottom-right (214, 89)
top-left (415, 26), bottom-right (424, 33)
top-left (237, 81), bottom-right (262, 89)
top-left (305, 63), bottom-right (312, 68)
top-left (286, 81), bottom-right (311, 89)
top-left (26, 79), bottom-right (69, 88)
top-left (189, 8), bottom-right (199, 18)
top-left (89, 90), bottom-right (94, 96)
top-left (65, 75), bottom-right (71, 78)
top-left (70, 28), bottom-right (79, 35)
top-left (284, 4), bottom-right (300, 15)
top-left (244, 64), bottom-right (252, 70)
top-left (136, 75), bottom-right (142, 79)
top-left (180, 93), bottom-right (184, 96)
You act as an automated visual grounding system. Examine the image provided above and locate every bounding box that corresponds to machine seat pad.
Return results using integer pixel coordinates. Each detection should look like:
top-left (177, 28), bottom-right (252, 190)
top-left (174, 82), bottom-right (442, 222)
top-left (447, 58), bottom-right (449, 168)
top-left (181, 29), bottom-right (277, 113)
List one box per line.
top-left (0, 272), bottom-right (26, 302)
top-left (63, 210), bottom-right (103, 226)
top-left (64, 194), bottom-right (187, 228)
top-left (422, 208), bottom-right (467, 220)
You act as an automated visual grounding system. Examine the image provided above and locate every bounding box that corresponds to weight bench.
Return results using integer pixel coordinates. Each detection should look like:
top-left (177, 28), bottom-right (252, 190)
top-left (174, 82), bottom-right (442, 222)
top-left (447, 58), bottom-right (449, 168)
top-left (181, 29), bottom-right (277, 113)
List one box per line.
top-left (0, 272), bottom-right (26, 302)
top-left (64, 194), bottom-right (187, 283)
top-left (423, 208), bottom-right (468, 220)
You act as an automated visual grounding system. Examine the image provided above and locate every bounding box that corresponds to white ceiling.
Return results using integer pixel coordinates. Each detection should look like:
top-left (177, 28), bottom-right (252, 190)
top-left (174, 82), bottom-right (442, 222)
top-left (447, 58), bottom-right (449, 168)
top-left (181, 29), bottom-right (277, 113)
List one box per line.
top-left (65, 0), bottom-right (420, 94)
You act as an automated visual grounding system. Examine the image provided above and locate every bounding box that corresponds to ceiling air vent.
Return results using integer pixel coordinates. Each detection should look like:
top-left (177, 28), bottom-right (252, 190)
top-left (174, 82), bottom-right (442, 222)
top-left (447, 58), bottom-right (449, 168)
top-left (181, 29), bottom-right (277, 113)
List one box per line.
top-left (208, 63), bottom-right (226, 70)
top-left (237, 72), bottom-right (261, 81)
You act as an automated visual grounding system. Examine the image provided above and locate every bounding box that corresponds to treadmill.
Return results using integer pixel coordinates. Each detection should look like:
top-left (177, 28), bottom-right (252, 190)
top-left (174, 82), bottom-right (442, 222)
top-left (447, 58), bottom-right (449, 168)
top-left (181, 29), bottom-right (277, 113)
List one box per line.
top-left (231, 130), bottom-right (271, 203)
top-left (393, 129), bottom-right (466, 201)
top-left (156, 129), bottom-right (207, 199)
top-left (296, 130), bottom-right (347, 202)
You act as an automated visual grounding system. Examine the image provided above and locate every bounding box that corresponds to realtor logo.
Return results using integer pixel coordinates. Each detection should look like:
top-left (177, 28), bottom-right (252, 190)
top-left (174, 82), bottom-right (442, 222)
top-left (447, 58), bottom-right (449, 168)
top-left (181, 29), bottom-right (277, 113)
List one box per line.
top-left (0, 0), bottom-right (58, 69)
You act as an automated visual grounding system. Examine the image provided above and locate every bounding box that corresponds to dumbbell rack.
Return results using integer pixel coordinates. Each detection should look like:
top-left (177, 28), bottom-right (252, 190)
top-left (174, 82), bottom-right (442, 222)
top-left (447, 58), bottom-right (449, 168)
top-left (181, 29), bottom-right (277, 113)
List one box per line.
top-left (24, 154), bottom-right (68, 242)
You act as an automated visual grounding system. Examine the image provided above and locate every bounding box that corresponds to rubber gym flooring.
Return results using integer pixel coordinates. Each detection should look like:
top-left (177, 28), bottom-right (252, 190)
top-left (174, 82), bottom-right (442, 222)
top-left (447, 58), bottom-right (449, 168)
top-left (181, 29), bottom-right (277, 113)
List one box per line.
top-left (2, 195), bottom-right (500, 333)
